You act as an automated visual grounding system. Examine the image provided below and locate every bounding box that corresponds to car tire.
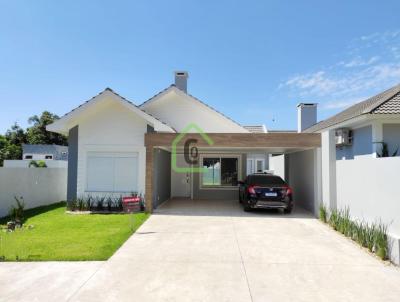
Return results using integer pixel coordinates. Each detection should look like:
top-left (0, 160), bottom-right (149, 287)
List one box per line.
top-left (284, 205), bottom-right (293, 214)
top-left (243, 198), bottom-right (252, 212)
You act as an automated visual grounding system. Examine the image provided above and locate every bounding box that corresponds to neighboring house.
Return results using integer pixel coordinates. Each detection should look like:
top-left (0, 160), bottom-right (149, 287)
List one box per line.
top-left (22, 144), bottom-right (69, 161)
top-left (301, 84), bottom-right (400, 264)
top-left (47, 71), bottom-right (319, 209)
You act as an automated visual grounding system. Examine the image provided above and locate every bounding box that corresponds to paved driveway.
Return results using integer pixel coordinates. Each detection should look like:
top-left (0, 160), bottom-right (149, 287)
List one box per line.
top-left (2, 199), bottom-right (400, 301)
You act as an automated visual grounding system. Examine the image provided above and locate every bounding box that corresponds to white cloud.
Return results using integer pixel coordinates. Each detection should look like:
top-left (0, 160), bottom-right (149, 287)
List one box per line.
top-left (322, 97), bottom-right (364, 110)
top-left (281, 30), bottom-right (400, 110)
top-left (339, 56), bottom-right (379, 68)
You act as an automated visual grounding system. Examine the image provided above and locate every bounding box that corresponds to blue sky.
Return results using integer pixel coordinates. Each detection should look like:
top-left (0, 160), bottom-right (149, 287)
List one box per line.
top-left (1, 0), bottom-right (400, 133)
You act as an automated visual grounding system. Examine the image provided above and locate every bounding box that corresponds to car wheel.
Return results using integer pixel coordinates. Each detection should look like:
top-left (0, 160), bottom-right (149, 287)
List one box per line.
top-left (243, 198), bottom-right (252, 212)
top-left (284, 205), bottom-right (293, 214)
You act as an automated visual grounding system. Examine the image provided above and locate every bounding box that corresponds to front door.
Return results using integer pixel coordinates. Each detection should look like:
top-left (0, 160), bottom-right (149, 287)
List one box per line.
top-left (171, 154), bottom-right (191, 198)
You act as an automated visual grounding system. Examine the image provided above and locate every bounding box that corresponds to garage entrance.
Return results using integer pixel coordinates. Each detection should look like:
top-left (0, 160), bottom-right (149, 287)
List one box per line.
top-left (145, 132), bottom-right (321, 214)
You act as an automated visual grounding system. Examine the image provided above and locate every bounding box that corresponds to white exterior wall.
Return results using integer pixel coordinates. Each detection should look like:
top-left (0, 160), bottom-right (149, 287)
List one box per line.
top-left (287, 149), bottom-right (321, 214)
top-left (336, 157), bottom-right (400, 264)
top-left (0, 168), bottom-right (67, 217)
top-left (269, 154), bottom-right (285, 179)
top-left (141, 90), bottom-right (248, 133)
top-left (76, 101), bottom-right (147, 197)
top-left (336, 157), bottom-right (400, 236)
top-left (321, 130), bottom-right (337, 210)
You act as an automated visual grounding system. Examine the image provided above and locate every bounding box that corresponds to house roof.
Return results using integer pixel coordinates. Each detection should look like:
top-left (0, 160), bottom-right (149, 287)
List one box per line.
top-left (47, 88), bottom-right (176, 134)
top-left (139, 85), bottom-right (250, 132)
top-left (22, 144), bottom-right (69, 160)
top-left (304, 83), bottom-right (400, 133)
top-left (243, 125), bottom-right (267, 133)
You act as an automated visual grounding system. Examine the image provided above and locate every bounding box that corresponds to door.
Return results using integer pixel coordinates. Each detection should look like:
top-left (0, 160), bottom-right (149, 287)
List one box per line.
top-left (171, 154), bottom-right (191, 198)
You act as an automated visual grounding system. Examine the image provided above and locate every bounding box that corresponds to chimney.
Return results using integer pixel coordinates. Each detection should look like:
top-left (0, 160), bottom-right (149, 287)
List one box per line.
top-left (297, 103), bottom-right (317, 132)
top-left (174, 71), bottom-right (189, 92)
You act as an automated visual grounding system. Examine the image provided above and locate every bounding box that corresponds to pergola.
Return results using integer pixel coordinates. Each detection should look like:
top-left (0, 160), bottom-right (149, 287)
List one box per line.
top-left (144, 132), bottom-right (321, 212)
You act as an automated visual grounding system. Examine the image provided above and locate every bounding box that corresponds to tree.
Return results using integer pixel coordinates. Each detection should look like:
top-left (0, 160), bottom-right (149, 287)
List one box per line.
top-left (26, 111), bottom-right (67, 145)
top-left (5, 123), bottom-right (26, 145)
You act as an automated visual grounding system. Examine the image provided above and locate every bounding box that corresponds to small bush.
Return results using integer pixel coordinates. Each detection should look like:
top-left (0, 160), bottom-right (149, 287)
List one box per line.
top-left (9, 196), bottom-right (25, 223)
top-left (319, 204), bottom-right (327, 223)
top-left (28, 160), bottom-right (47, 168)
top-left (323, 206), bottom-right (389, 261)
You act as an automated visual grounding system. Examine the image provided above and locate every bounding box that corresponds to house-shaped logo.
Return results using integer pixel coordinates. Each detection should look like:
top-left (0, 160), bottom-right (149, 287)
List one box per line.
top-left (171, 123), bottom-right (214, 173)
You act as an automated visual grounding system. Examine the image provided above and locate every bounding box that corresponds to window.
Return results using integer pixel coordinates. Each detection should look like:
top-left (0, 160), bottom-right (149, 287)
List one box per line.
top-left (24, 155), bottom-right (33, 159)
top-left (45, 155), bottom-right (53, 160)
top-left (256, 159), bottom-right (264, 172)
top-left (86, 152), bottom-right (138, 192)
top-left (202, 156), bottom-right (238, 187)
top-left (247, 175), bottom-right (286, 186)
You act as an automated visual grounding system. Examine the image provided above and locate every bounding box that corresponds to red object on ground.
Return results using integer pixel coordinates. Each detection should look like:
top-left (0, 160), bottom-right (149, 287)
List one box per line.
top-left (122, 197), bottom-right (140, 204)
top-left (122, 196), bottom-right (141, 212)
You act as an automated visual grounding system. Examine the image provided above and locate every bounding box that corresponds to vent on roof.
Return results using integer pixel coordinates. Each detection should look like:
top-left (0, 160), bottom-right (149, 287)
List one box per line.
top-left (174, 71), bottom-right (189, 93)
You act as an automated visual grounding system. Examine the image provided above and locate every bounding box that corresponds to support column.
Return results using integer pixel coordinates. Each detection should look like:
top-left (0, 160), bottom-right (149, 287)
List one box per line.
top-left (321, 130), bottom-right (337, 211)
top-left (372, 121), bottom-right (383, 158)
top-left (145, 147), bottom-right (154, 213)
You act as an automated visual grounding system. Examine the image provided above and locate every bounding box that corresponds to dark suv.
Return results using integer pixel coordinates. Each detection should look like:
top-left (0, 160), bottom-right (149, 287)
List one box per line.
top-left (238, 173), bottom-right (293, 213)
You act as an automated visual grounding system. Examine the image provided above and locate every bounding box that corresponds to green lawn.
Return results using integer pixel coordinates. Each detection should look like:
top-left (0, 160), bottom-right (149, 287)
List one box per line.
top-left (0, 202), bottom-right (149, 261)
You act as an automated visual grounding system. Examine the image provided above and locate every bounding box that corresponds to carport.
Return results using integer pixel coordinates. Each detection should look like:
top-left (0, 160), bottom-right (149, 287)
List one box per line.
top-left (144, 132), bottom-right (321, 213)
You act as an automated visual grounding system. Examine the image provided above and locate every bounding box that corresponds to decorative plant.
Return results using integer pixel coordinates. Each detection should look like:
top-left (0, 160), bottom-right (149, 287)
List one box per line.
top-left (319, 203), bottom-right (327, 223)
top-left (69, 198), bottom-right (78, 211)
top-left (106, 197), bottom-right (113, 212)
top-left (9, 196), bottom-right (25, 223)
top-left (28, 160), bottom-right (47, 168)
top-left (376, 142), bottom-right (398, 157)
top-left (96, 196), bottom-right (105, 211)
top-left (322, 205), bottom-right (389, 261)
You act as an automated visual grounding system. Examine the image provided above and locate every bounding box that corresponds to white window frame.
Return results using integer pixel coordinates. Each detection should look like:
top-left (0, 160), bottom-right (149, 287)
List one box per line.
top-left (199, 154), bottom-right (241, 189)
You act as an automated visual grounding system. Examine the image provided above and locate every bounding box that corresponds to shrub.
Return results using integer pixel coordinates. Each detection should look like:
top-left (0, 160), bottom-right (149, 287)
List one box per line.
top-left (28, 160), bottom-right (47, 168)
top-left (323, 205), bottom-right (389, 261)
top-left (319, 203), bottom-right (327, 223)
top-left (9, 196), bottom-right (25, 223)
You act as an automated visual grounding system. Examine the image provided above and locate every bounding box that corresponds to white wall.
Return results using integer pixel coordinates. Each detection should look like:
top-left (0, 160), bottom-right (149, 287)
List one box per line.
top-left (77, 99), bottom-right (147, 197)
top-left (336, 157), bottom-right (400, 237)
top-left (287, 149), bottom-right (319, 214)
top-left (141, 89), bottom-right (248, 133)
top-left (269, 154), bottom-right (285, 179)
top-left (4, 160), bottom-right (68, 168)
top-left (0, 168), bottom-right (67, 217)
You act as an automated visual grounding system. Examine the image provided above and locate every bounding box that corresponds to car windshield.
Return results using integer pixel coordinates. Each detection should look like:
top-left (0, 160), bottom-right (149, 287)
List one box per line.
top-left (247, 175), bottom-right (286, 186)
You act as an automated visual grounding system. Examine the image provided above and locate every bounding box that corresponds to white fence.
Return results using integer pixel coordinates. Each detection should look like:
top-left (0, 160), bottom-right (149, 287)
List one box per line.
top-left (0, 168), bottom-right (67, 217)
top-left (3, 160), bottom-right (68, 168)
top-left (336, 157), bottom-right (400, 237)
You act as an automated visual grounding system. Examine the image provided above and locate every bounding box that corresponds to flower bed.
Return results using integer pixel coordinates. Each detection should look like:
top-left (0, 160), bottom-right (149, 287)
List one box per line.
top-left (68, 193), bottom-right (145, 213)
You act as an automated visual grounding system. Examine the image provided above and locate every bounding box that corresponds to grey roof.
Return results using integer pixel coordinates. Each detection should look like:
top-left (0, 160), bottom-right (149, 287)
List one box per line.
top-left (244, 125), bottom-right (267, 133)
top-left (305, 83), bottom-right (400, 133)
top-left (22, 144), bottom-right (69, 161)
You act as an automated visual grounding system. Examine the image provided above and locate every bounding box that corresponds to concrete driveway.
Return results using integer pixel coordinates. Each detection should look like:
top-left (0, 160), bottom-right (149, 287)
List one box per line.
top-left (2, 199), bottom-right (400, 302)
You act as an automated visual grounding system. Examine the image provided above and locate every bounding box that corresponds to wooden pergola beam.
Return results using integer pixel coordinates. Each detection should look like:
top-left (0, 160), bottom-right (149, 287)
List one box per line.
top-left (145, 132), bottom-right (321, 148)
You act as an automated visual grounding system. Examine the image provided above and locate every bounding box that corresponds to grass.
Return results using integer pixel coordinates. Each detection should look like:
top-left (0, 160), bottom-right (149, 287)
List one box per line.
top-left (0, 202), bottom-right (149, 261)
